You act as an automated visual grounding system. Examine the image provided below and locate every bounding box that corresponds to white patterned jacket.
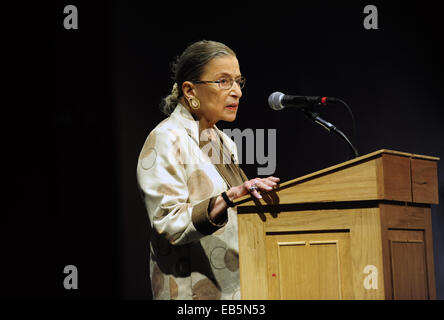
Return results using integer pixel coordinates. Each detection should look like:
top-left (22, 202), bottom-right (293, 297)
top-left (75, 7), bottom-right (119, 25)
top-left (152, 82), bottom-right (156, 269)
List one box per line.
top-left (137, 103), bottom-right (247, 300)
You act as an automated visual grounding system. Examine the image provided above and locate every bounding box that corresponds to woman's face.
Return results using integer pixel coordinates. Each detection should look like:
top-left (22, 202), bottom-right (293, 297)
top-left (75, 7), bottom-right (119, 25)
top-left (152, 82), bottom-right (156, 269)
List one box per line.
top-left (192, 55), bottom-right (243, 126)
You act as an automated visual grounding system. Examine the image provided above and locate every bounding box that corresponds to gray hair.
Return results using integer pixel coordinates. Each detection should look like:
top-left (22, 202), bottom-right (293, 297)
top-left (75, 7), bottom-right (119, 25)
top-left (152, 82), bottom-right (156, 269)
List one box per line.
top-left (159, 40), bottom-right (236, 115)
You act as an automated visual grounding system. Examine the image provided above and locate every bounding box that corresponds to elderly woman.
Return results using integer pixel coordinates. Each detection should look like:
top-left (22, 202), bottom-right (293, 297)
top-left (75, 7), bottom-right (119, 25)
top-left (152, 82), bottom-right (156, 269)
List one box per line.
top-left (137, 40), bottom-right (280, 300)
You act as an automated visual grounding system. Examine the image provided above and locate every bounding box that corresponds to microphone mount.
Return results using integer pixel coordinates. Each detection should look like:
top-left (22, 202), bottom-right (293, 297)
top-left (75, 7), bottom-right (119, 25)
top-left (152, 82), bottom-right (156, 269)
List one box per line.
top-left (302, 108), bottom-right (359, 159)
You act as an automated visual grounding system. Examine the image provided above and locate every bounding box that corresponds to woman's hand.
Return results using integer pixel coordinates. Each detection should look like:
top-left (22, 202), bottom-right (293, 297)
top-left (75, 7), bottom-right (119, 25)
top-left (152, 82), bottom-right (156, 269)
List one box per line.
top-left (227, 176), bottom-right (280, 201)
top-left (208, 176), bottom-right (280, 223)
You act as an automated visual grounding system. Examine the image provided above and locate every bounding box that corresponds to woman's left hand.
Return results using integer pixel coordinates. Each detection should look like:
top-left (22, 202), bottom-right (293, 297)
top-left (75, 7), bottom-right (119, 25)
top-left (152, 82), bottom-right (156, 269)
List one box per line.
top-left (228, 176), bottom-right (280, 200)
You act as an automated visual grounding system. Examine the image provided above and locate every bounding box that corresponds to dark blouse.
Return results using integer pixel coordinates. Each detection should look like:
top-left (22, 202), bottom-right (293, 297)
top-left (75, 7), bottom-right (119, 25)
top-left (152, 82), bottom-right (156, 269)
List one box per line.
top-left (194, 128), bottom-right (249, 228)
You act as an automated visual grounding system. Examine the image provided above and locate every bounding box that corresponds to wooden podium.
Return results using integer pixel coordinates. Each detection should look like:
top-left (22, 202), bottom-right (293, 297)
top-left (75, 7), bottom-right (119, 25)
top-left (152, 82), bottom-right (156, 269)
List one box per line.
top-left (234, 149), bottom-right (439, 300)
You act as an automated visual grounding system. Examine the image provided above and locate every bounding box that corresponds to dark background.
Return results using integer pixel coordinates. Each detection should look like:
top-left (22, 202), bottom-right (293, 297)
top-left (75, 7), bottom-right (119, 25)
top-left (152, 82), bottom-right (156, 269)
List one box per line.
top-left (4, 0), bottom-right (443, 299)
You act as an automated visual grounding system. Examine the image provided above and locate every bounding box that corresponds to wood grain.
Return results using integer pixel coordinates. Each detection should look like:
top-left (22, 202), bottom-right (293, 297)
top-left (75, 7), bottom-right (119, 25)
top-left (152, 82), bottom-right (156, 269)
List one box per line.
top-left (411, 158), bottom-right (439, 204)
top-left (234, 149), bottom-right (439, 207)
top-left (377, 154), bottom-right (412, 202)
top-left (236, 150), bottom-right (439, 300)
top-left (237, 213), bottom-right (268, 299)
top-left (379, 204), bottom-right (436, 300)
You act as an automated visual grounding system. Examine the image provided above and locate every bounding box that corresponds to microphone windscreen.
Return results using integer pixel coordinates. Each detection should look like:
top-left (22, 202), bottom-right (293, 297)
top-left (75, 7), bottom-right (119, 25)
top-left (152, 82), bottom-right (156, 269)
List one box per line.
top-left (268, 92), bottom-right (285, 110)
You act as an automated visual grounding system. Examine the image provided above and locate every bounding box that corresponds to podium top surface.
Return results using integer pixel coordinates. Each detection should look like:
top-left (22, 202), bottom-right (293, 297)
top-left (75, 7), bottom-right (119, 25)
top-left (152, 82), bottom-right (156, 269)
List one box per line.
top-left (233, 149), bottom-right (439, 206)
top-left (278, 149), bottom-right (438, 189)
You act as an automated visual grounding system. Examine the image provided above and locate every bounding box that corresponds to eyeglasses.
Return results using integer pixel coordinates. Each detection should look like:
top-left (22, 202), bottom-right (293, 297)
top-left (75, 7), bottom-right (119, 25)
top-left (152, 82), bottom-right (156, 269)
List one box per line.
top-left (193, 76), bottom-right (246, 90)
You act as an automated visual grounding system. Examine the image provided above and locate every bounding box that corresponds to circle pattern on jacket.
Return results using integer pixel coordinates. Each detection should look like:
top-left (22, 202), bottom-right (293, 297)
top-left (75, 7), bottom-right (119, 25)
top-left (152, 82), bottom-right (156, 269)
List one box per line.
top-left (140, 133), bottom-right (157, 170)
top-left (192, 277), bottom-right (221, 300)
top-left (187, 169), bottom-right (214, 201)
top-left (151, 263), bottom-right (164, 298)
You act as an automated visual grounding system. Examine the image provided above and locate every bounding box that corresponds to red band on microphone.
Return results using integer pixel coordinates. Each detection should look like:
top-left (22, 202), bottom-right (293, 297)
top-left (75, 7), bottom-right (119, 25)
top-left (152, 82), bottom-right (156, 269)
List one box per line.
top-left (321, 97), bottom-right (327, 105)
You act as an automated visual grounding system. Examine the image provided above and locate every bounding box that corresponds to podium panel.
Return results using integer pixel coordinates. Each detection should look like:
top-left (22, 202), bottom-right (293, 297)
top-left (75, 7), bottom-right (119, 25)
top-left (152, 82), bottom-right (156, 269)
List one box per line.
top-left (238, 206), bottom-right (384, 300)
top-left (389, 231), bottom-right (428, 299)
top-left (266, 230), bottom-right (352, 300)
top-left (380, 203), bottom-right (435, 299)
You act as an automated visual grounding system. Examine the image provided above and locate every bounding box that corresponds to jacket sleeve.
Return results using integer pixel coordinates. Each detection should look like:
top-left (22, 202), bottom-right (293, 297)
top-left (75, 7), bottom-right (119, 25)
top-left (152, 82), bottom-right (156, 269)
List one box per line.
top-left (137, 128), bottom-right (226, 246)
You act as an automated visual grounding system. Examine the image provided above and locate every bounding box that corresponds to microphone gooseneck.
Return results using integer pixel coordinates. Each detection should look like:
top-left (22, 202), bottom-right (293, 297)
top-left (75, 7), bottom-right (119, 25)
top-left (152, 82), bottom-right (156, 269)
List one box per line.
top-left (303, 109), bottom-right (359, 159)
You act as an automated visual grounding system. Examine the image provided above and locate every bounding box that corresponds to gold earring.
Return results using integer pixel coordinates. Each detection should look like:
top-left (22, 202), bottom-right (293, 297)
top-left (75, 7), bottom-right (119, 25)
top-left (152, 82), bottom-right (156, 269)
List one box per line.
top-left (188, 97), bottom-right (201, 110)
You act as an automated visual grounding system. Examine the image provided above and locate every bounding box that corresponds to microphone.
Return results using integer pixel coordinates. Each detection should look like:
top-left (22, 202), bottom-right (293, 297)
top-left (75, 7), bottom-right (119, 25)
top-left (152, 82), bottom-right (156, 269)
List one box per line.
top-left (268, 92), bottom-right (339, 111)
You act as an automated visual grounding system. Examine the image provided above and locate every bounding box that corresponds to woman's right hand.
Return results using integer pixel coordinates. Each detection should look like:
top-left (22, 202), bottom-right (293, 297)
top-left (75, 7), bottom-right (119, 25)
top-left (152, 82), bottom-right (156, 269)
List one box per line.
top-left (226, 176), bottom-right (280, 201)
